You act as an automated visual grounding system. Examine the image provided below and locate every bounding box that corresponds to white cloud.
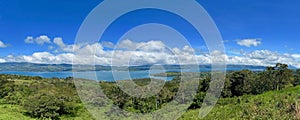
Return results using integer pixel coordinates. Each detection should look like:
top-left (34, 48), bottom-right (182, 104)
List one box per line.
top-left (101, 41), bottom-right (114, 48)
top-left (5, 40), bottom-right (197, 66)
top-left (79, 40), bottom-right (198, 65)
top-left (3, 39), bottom-right (300, 68)
top-left (245, 50), bottom-right (294, 65)
top-left (53, 37), bottom-right (66, 48)
top-left (237, 39), bottom-right (261, 47)
top-left (242, 50), bottom-right (299, 67)
top-left (48, 46), bottom-right (54, 50)
top-left (53, 37), bottom-right (86, 53)
top-left (246, 50), bottom-right (274, 59)
top-left (116, 39), bottom-right (166, 52)
top-left (35, 35), bottom-right (51, 45)
top-left (0, 40), bottom-right (8, 48)
top-left (117, 39), bottom-right (137, 50)
top-left (25, 35), bottom-right (51, 45)
top-left (292, 54), bottom-right (300, 59)
top-left (6, 52), bottom-right (74, 64)
top-left (24, 36), bottom-right (34, 43)
top-left (0, 58), bottom-right (6, 63)
top-left (182, 45), bottom-right (195, 54)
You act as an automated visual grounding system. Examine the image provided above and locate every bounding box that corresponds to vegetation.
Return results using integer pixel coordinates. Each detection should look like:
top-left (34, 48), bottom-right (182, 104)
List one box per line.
top-left (0, 75), bottom-right (93, 120)
top-left (181, 86), bottom-right (300, 119)
top-left (0, 63), bottom-right (299, 119)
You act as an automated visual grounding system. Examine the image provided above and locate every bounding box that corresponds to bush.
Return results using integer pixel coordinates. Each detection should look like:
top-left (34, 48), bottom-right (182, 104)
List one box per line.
top-left (23, 92), bottom-right (79, 119)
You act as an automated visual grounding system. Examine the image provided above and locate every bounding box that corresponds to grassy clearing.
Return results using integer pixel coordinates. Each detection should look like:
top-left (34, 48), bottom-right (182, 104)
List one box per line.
top-left (0, 104), bottom-right (95, 120)
top-left (181, 86), bottom-right (300, 120)
top-left (0, 104), bottom-right (35, 120)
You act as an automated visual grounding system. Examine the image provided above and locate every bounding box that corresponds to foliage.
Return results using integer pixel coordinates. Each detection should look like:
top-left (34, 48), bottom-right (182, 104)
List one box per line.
top-left (23, 91), bottom-right (79, 119)
top-left (293, 70), bottom-right (300, 86)
top-left (0, 75), bottom-right (89, 119)
top-left (0, 63), bottom-right (299, 119)
top-left (181, 86), bottom-right (300, 120)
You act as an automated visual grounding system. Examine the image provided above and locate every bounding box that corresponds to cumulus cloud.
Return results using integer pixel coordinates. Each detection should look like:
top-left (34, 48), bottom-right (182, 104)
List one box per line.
top-left (24, 36), bottom-right (34, 43)
top-left (240, 50), bottom-right (299, 67)
top-left (5, 40), bottom-right (197, 65)
top-left (0, 40), bottom-right (8, 48)
top-left (6, 52), bottom-right (74, 64)
top-left (116, 39), bottom-right (137, 50)
top-left (182, 45), bottom-right (195, 54)
top-left (244, 50), bottom-right (297, 66)
top-left (246, 50), bottom-right (275, 59)
top-left (116, 39), bottom-right (166, 52)
top-left (3, 39), bottom-right (300, 68)
top-left (25, 35), bottom-right (51, 45)
top-left (53, 37), bottom-right (66, 48)
top-left (292, 54), bottom-right (300, 59)
top-left (48, 46), bottom-right (54, 50)
top-left (237, 38), bottom-right (261, 47)
top-left (101, 41), bottom-right (114, 48)
top-left (53, 37), bottom-right (88, 53)
top-left (0, 58), bottom-right (6, 63)
top-left (36, 36), bottom-right (51, 45)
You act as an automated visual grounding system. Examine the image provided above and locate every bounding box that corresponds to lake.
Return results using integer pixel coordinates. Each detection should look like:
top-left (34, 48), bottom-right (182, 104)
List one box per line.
top-left (0, 70), bottom-right (176, 81)
top-left (0, 67), bottom-right (264, 81)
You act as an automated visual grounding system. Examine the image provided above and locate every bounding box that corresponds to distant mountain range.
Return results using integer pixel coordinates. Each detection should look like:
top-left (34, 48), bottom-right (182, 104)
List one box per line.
top-left (0, 62), bottom-right (296, 72)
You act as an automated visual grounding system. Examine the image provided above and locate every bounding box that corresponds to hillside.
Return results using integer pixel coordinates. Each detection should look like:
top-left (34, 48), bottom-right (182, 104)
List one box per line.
top-left (1, 80), bottom-right (300, 119)
top-left (181, 86), bottom-right (300, 119)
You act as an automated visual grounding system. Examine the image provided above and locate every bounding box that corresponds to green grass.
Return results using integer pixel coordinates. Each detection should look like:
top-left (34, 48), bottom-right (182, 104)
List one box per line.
top-left (0, 104), bottom-right (95, 120)
top-left (0, 104), bottom-right (35, 120)
top-left (60, 105), bottom-right (95, 120)
top-left (180, 86), bottom-right (300, 120)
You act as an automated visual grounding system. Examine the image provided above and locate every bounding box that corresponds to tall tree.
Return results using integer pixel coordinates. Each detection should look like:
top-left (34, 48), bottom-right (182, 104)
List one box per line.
top-left (227, 70), bottom-right (253, 96)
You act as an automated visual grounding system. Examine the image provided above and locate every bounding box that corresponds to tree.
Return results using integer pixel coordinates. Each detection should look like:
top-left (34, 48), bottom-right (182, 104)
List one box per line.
top-left (269, 63), bottom-right (293, 90)
top-left (293, 70), bottom-right (300, 86)
top-left (0, 79), bottom-right (12, 98)
top-left (254, 63), bottom-right (293, 93)
top-left (24, 93), bottom-right (62, 119)
top-left (226, 70), bottom-right (253, 97)
top-left (23, 88), bottom-right (79, 119)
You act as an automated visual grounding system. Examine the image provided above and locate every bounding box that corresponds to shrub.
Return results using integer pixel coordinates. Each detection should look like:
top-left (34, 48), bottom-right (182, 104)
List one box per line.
top-left (23, 92), bottom-right (79, 119)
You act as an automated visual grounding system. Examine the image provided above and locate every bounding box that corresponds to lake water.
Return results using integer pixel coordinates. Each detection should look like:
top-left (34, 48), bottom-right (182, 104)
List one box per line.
top-left (0, 67), bottom-right (264, 81)
top-left (0, 70), bottom-right (176, 81)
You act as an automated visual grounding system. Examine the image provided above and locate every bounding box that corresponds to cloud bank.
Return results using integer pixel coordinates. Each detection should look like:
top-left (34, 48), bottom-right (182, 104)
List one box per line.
top-left (1, 38), bottom-right (300, 68)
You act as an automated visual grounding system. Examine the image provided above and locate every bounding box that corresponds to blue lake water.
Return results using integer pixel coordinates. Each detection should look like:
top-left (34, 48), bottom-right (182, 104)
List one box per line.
top-left (0, 70), bottom-right (176, 81)
top-left (0, 67), bottom-right (264, 81)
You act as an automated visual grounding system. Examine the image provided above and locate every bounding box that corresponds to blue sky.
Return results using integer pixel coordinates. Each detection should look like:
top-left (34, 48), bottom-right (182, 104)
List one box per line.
top-left (0, 0), bottom-right (299, 67)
